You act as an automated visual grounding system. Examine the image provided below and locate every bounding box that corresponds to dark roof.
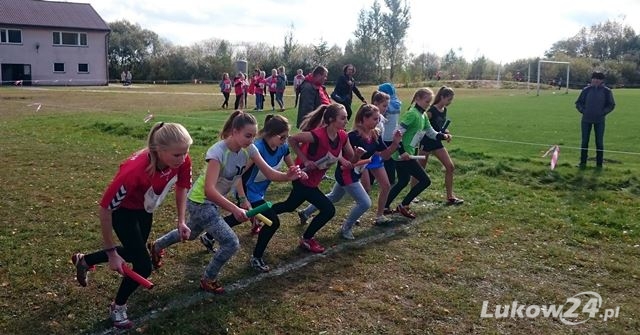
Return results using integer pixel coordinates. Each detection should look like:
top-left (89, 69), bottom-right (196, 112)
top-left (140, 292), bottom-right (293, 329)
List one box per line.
top-left (0, 0), bottom-right (110, 31)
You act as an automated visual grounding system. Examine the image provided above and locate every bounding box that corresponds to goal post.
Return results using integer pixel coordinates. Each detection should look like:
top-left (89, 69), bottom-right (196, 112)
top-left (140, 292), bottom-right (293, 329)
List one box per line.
top-left (536, 60), bottom-right (570, 96)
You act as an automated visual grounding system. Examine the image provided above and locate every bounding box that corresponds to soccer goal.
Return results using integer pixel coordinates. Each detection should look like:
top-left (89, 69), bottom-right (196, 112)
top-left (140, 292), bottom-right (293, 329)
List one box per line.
top-left (536, 60), bottom-right (570, 96)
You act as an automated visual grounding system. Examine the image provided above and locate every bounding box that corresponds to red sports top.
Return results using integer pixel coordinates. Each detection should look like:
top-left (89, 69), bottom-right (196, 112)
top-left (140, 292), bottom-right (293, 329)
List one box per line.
top-left (295, 127), bottom-right (347, 188)
top-left (100, 148), bottom-right (192, 213)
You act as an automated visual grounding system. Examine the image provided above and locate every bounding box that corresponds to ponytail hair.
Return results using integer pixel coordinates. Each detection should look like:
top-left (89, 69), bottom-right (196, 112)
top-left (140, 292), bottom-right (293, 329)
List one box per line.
top-left (220, 110), bottom-right (257, 139)
top-left (146, 122), bottom-right (192, 175)
top-left (407, 88), bottom-right (434, 110)
top-left (299, 103), bottom-right (344, 131)
top-left (259, 114), bottom-right (290, 138)
top-left (432, 86), bottom-right (455, 106)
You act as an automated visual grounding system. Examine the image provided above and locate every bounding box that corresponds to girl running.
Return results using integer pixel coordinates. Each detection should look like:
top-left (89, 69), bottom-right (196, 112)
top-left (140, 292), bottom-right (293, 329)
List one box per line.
top-left (418, 86), bottom-right (463, 205)
top-left (300, 103), bottom-right (401, 239)
top-left (150, 111), bottom-right (305, 293)
top-left (385, 88), bottom-right (450, 219)
top-left (273, 103), bottom-right (356, 253)
top-left (71, 122), bottom-right (193, 329)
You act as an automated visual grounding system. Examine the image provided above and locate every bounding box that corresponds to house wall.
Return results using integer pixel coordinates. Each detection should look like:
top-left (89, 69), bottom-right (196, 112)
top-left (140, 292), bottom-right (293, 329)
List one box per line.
top-left (0, 27), bottom-right (108, 86)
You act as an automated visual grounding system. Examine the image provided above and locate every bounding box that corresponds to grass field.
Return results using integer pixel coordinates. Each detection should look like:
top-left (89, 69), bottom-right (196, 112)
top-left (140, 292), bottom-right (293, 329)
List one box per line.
top-left (1, 84), bottom-right (639, 334)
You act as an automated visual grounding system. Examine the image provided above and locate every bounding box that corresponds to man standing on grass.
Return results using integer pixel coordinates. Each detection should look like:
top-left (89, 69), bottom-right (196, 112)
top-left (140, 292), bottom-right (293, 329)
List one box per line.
top-left (296, 66), bottom-right (330, 129)
top-left (575, 71), bottom-right (615, 169)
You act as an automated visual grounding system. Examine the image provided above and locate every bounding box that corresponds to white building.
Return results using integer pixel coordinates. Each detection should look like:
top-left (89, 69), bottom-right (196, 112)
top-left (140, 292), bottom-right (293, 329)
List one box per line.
top-left (0, 0), bottom-right (110, 86)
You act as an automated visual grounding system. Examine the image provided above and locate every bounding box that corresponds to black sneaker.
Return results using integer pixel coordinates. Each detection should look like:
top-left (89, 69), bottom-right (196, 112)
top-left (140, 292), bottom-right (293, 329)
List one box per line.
top-left (199, 234), bottom-right (216, 253)
top-left (249, 256), bottom-right (270, 272)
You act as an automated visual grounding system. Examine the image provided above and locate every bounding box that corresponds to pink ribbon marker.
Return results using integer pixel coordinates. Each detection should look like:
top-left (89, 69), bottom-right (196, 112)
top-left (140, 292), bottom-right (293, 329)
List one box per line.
top-left (542, 145), bottom-right (560, 170)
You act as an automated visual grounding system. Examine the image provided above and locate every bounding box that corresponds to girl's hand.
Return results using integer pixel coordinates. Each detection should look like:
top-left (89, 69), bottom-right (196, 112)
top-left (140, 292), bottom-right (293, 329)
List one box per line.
top-left (340, 159), bottom-right (353, 170)
top-left (287, 165), bottom-right (307, 180)
top-left (107, 251), bottom-right (126, 274)
top-left (303, 160), bottom-right (318, 171)
top-left (400, 152), bottom-right (411, 161)
top-left (178, 222), bottom-right (191, 242)
top-left (239, 199), bottom-right (251, 210)
top-left (231, 206), bottom-right (248, 222)
top-left (444, 133), bottom-right (452, 143)
top-left (354, 146), bottom-right (366, 157)
top-left (392, 129), bottom-right (402, 144)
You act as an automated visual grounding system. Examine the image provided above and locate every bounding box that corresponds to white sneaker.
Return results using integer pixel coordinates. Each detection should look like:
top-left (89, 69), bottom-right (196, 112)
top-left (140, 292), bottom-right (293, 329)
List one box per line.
top-left (340, 224), bottom-right (355, 240)
top-left (109, 302), bottom-right (133, 329)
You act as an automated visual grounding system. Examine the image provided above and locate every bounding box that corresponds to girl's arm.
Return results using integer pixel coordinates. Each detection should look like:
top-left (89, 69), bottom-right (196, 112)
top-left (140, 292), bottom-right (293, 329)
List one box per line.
top-left (284, 154), bottom-right (295, 168)
top-left (253, 152), bottom-right (304, 181)
top-left (99, 207), bottom-right (125, 273)
top-left (234, 178), bottom-right (251, 209)
top-left (379, 129), bottom-right (402, 160)
top-left (174, 186), bottom-right (191, 241)
top-left (341, 137), bottom-right (356, 162)
top-left (204, 159), bottom-right (247, 221)
top-left (288, 132), bottom-right (315, 166)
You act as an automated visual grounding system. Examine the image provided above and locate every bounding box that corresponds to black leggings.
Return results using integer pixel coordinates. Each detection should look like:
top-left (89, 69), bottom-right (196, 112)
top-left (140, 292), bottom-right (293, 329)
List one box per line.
top-left (269, 92), bottom-right (276, 108)
top-left (223, 199), bottom-right (280, 258)
top-left (83, 208), bottom-right (153, 305)
top-left (272, 180), bottom-right (335, 239)
top-left (385, 159), bottom-right (431, 208)
top-left (222, 92), bottom-right (230, 108)
top-left (234, 94), bottom-right (243, 110)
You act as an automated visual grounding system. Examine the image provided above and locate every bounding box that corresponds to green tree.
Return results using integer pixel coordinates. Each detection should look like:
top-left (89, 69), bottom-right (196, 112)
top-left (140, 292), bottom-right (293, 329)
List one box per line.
top-left (108, 20), bottom-right (162, 80)
top-left (381, 0), bottom-right (410, 81)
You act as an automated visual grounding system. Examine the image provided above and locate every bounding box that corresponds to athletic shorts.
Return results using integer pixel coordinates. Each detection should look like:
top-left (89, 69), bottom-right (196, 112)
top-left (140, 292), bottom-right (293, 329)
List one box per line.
top-left (366, 154), bottom-right (384, 169)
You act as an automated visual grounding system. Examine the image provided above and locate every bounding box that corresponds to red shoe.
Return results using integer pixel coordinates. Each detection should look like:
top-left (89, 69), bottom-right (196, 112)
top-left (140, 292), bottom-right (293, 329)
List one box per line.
top-left (396, 205), bottom-right (416, 219)
top-left (250, 218), bottom-right (262, 235)
top-left (200, 277), bottom-right (225, 294)
top-left (299, 237), bottom-right (325, 253)
top-left (147, 242), bottom-right (164, 269)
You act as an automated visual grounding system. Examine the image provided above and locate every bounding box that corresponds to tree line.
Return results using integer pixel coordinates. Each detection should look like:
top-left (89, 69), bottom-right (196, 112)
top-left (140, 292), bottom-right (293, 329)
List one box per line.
top-left (108, 0), bottom-right (640, 88)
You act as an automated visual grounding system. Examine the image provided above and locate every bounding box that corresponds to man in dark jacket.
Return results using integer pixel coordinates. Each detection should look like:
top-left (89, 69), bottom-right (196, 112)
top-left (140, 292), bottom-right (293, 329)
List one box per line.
top-left (575, 71), bottom-right (616, 169)
top-left (296, 66), bottom-right (330, 129)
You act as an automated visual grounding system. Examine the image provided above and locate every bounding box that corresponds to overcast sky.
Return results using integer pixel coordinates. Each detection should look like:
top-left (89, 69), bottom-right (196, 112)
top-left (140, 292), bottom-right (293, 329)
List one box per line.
top-left (81, 0), bottom-right (640, 63)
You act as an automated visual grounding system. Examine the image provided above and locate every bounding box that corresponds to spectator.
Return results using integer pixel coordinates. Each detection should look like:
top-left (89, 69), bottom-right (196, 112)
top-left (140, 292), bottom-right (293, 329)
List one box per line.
top-left (331, 64), bottom-right (366, 120)
top-left (575, 71), bottom-right (615, 169)
top-left (296, 66), bottom-right (330, 129)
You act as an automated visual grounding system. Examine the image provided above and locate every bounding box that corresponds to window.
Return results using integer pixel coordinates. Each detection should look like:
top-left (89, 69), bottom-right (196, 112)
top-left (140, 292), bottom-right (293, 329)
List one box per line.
top-left (78, 63), bottom-right (89, 73)
top-left (54, 63), bottom-right (65, 72)
top-left (0, 28), bottom-right (22, 44)
top-left (52, 32), bottom-right (87, 46)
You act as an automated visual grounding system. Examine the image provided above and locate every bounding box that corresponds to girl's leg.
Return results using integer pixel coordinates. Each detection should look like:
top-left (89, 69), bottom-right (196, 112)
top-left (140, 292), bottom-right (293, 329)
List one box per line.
top-left (270, 92), bottom-right (275, 110)
top-left (385, 160), bottom-right (410, 209)
top-left (411, 149), bottom-right (430, 188)
top-left (272, 181), bottom-right (308, 215)
top-left (234, 95), bottom-right (241, 110)
top-left (303, 187), bottom-right (336, 239)
top-left (301, 182), bottom-right (344, 218)
top-left (432, 147), bottom-right (457, 200)
top-left (360, 169), bottom-right (371, 193)
top-left (401, 160), bottom-right (431, 207)
top-left (294, 92), bottom-right (300, 108)
top-left (201, 206), bottom-right (240, 281)
top-left (253, 207), bottom-right (280, 259)
top-left (342, 182), bottom-right (371, 230)
top-left (111, 209), bottom-right (153, 305)
top-left (370, 167), bottom-right (391, 217)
